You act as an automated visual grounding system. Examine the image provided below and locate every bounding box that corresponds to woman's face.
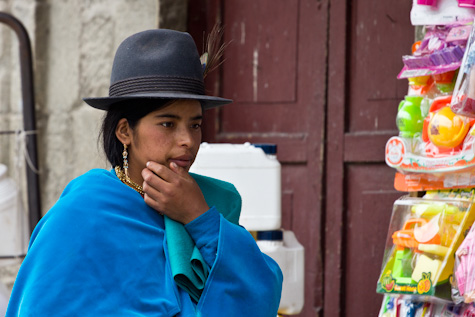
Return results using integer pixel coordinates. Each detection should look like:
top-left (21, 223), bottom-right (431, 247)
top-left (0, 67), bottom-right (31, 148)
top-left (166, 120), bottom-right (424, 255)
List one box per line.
top-left (126, 99), bottom-right (203, 181)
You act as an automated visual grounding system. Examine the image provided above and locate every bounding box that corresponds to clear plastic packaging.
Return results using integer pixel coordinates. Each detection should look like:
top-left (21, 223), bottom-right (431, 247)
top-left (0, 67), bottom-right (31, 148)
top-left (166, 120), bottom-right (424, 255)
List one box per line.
top-left (386, 24), bottom-right (475, 191)
top-left (376, 190), bottom-right (475, 301)
top-left (398, 24), bottom-right (470, 81)
top-left (386, 96), bottom-right (475, 176)
top-left (451, 22), bottom-right (475, 117)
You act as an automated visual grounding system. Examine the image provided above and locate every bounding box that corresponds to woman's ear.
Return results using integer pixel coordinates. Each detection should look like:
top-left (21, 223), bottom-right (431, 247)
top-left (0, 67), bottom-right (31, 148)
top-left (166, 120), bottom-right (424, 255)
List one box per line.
top-left (115, 118), bottom-right (131, 145)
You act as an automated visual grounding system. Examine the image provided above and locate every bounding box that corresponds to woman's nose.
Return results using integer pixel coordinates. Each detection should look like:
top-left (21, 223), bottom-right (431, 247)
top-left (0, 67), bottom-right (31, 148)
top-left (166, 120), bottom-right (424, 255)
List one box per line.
top-left (177, 126), bottom-right (194, 147)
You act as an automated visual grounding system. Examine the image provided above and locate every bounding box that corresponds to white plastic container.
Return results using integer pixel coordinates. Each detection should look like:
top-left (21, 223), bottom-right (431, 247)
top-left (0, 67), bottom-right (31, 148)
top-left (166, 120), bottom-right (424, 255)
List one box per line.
top-left (257, 230), bottom-right (305, 315)
top-left (190, 142), bottom-right (281, 231)
top-left (0, 164), bottom-right (27, 257)
top-left (0, 281), bottom-right (9, 317)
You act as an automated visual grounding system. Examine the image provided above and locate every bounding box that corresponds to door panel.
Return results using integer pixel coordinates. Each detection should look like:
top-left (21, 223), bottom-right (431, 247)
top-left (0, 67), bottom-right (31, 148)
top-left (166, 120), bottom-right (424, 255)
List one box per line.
top-left (344, 164), bottom-right (402, 316)
top-left (348, 1), bottom-right (413, 133)
top-left (220, 2), bottom-right (328, 316)
top-left (340, 0), bottom-right (414, 316)
top-left (223, 0), bottom-right (298, 103)
top-left (189, 0), bottom-right (328, 315)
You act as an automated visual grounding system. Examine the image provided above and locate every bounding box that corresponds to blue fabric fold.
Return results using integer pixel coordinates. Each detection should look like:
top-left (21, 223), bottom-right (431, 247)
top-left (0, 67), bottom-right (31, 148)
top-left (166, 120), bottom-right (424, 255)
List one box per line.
top-left (165, 173), bottom-right (241, 302)
top-left (164, 216), bottom-right (207, 302)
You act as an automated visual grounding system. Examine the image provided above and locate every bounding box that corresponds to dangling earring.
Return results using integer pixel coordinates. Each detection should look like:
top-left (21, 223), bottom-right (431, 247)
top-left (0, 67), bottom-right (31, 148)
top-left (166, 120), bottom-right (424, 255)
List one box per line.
top-left (123, 144), bottom-right (129, 178)
top-left (114, 143), bottom-right (144, 195)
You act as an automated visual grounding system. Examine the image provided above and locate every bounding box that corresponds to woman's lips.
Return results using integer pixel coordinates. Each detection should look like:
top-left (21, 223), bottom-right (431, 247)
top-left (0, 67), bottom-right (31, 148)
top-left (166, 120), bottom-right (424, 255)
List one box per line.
top-left (169, 156), bottom-right (192, 168)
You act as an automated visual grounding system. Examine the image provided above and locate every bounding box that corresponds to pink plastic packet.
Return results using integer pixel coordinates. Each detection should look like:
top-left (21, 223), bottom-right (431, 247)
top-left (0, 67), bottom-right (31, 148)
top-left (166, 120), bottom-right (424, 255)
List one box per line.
top-left (454, 225), bottom-right (475, 303)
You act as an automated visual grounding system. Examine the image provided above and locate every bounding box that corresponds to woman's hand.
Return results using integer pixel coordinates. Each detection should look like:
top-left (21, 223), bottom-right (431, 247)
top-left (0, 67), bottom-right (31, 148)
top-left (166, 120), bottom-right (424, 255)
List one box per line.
top-left (141, 161), bottom-right (209, 224)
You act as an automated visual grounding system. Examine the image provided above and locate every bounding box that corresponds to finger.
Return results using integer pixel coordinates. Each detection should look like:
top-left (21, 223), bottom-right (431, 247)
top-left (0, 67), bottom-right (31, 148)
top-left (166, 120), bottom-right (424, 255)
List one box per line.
top-left (143, 192), bottom-right (166, 214)
top-left (169, 161), bottom-right (188, 177)
top-left (146, 161), bottom-right (174, 182)
top-left (141, 168), bottom-right (169, 193)
top-left (142, 171), bottom-right (163, 196)
top-left (142, 175), bottom-right (170, 211)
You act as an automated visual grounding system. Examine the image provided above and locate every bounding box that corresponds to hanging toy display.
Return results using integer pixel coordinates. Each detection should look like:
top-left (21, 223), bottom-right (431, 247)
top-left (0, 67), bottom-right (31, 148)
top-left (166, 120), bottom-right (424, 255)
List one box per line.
top-left (378, 294), bottom-right (469, 317)
top-left (379, 2), bottom-right (475, 316)
top-left (398, 23), bottom-right (468, 86)
top-left (385, 22), bottom-right (475, 191)
top-left (376, 190), bottom-right (475, 301)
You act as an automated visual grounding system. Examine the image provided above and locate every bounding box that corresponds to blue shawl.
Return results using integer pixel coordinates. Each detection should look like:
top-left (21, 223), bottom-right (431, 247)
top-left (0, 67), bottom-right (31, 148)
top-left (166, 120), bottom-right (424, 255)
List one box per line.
top-left (164, 172), bottom-right (241, 301)
top-left (7, 169), bottom-right (282, 316)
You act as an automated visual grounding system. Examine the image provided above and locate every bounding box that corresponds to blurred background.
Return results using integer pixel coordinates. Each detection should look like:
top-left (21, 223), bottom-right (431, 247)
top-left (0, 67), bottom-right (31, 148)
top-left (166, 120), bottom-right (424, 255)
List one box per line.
top-left (0, 0), bottom-right (414, 316)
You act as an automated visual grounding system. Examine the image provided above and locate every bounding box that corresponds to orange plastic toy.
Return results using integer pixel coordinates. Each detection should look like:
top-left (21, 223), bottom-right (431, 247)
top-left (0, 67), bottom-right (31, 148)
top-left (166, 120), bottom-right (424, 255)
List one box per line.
top-left (392, 218), bottom-right (441, 252)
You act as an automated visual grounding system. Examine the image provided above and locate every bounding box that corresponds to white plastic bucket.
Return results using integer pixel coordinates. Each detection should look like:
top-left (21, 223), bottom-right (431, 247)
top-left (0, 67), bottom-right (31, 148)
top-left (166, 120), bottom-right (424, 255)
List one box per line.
top-left (0, 164), bottom-right (27, 257)
top-left (0, 281), bottom-right (9, 316)
top-left (257, 230), bottom-right (305, 315)
top-left (190, 143), bottom-right (281, 231)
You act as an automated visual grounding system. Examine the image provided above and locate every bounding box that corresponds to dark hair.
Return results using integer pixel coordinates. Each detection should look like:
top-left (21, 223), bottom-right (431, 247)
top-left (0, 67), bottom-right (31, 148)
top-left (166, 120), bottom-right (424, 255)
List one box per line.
top-left (100, 99), bottom-right (172, 167)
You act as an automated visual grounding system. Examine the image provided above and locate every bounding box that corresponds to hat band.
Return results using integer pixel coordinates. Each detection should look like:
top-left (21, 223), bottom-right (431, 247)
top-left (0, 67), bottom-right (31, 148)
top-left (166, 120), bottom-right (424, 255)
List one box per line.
top-left (109, 76), bottom-right (205, 97)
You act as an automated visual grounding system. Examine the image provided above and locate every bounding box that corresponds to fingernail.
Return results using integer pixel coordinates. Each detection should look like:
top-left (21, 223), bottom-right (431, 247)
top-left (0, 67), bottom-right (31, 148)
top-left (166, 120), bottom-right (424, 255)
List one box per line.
top-left (146, 161), bottom-right (150, 167)
top-left (171, 162), bottom-right (177, 168)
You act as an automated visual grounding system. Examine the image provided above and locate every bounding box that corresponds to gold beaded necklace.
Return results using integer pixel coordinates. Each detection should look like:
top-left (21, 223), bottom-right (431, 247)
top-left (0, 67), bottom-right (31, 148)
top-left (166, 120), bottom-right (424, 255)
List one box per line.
top-left (114, 166), bottom-right (144, 195)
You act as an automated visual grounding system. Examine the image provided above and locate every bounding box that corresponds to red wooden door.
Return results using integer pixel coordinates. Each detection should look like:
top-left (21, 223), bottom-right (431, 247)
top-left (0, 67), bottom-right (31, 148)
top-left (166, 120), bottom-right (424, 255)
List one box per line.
top-left (189, 0), bottom-right (327, 315)
top-left (325, 1), bottom-right (414, 316)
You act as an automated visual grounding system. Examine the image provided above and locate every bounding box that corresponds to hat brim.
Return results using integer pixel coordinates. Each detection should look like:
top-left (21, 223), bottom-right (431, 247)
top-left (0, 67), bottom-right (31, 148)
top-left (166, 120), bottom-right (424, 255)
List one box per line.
top-left (83, 92), bottom-right (232, 111)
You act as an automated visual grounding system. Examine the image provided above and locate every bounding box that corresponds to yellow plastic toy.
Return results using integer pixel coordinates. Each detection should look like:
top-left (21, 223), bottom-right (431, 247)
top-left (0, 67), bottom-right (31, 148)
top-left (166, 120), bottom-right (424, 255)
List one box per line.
top-left (428, 106), bottom-right (470, 149)
top-left (417, 244), bottom-right (449, 256)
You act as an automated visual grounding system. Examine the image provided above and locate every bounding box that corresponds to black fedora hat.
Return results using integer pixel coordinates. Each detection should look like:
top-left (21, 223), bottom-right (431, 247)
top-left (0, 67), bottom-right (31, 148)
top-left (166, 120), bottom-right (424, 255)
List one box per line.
top-left (83, 29), bottom-right (232, 110)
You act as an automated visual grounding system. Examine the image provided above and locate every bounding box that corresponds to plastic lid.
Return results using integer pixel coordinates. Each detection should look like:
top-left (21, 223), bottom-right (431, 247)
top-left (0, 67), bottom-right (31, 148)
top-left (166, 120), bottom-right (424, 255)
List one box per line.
top-left (252, 143), bottom-right (277, 155)
top-left (459, 0), bottom-right (475, 7)
top-left (416, 0), bottom-right (436, 4)
top-left (257, 230), bottom-right (283, 241)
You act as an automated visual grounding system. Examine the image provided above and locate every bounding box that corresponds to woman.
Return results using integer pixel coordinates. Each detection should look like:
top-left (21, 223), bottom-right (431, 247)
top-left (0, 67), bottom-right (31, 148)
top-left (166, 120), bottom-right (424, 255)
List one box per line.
top-left (7, 29), bottom-right (283, 316)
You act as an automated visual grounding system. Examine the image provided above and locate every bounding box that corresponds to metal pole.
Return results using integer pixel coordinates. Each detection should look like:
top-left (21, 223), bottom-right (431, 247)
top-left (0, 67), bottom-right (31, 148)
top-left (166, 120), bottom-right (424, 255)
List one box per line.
top-left (0, 12), bottom-right (41, 234)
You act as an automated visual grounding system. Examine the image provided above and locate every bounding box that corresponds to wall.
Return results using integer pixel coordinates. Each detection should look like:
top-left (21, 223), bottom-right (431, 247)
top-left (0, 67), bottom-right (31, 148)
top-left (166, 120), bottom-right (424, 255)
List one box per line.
top-left (0, 0), bottom-right (161, 294)
top-left (37, 0), bottom-right (159, 211)
top-left (159, 0), bottom-right (187, 31)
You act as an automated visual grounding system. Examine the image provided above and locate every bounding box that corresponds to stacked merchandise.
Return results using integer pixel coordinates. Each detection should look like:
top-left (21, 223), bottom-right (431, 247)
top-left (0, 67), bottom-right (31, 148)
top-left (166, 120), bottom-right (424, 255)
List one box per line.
top-left (380, 1), bottom-right (475, 316)
top-left (377, 190), bottom-right (475, 316)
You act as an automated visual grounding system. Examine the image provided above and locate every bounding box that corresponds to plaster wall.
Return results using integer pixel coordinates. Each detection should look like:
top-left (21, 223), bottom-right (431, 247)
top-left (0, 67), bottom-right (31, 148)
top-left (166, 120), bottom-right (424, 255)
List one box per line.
top-left (38, 0), bottom-right (159, 211)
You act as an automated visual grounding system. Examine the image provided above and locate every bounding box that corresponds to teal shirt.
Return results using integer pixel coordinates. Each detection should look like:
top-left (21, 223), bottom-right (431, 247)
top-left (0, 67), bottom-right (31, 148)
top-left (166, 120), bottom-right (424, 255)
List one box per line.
top-left (7, 169), bottom-right (282, 316)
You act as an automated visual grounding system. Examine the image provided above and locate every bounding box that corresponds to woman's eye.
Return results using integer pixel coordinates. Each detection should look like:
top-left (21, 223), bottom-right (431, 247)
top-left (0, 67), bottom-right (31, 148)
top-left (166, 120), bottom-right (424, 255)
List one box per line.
top-left (160, 122), bottom-right (174, 128)
top-left (191, 123), bottom-right (202, 129)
